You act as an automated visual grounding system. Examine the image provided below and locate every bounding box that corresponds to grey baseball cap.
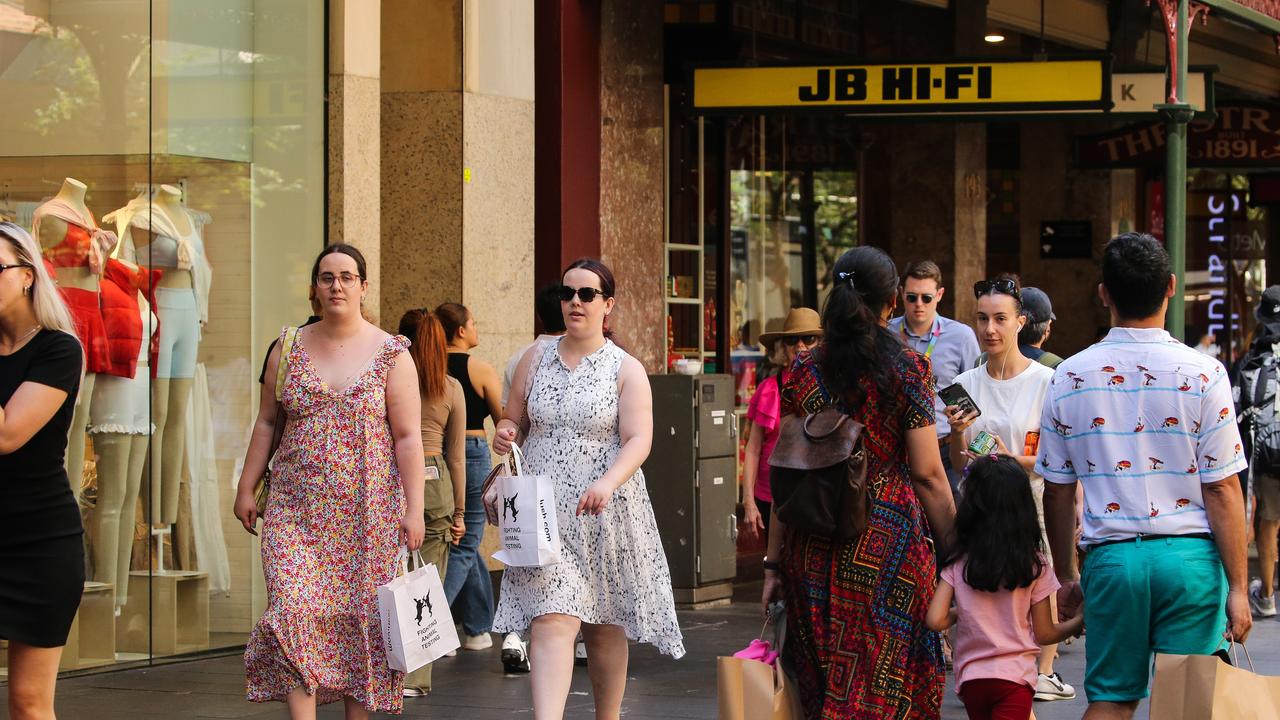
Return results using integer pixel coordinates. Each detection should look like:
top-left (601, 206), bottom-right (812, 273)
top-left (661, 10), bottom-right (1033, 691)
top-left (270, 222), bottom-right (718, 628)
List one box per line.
top-left (1021, 287), bottom-right (1056, 324)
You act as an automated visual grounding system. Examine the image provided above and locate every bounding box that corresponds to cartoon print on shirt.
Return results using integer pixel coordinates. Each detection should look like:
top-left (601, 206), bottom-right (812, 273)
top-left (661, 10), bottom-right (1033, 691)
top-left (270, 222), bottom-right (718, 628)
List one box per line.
top-left (1236, 443), bottom-right (1244, 457)
top-left (1150, 503), bottom-right (1160, 517)
top-left (1091, 417), bottom-right (1106, 429)
top-left (1134, 417), bottom-right (1146, 432)
top-left (1191, 420), bottom-right (1202, 433)
top-left (1178, 379), bottom-right (1192, 392)
top-left (1052, 419), bottom-right (1073, 436)
top-left (1175, 498), bottom-right (1191, 508)
top-left (1086, 460), bottom-right (1096, 472)
top-left (1137, 364), bottom-right (1150, 373)
top-left (1104, 502), bottom-right (1121, 514)
top-left (1161, 417), bottom-right (1180, 429)
top-left (1143, 373), bottom-right (1157, 386)
top-left (1102, 365), bottom-right (1116, 373)
top-left (1218, 408), bottom-right (1230, 423)
top-left (1061, 459), bottom-right (1075, 471)
top-left (1109, 375), bottom-right (1126, 386)
top-left (1149, 457), bottom-right (1164, 470)
top-left (1186, 462), bottom-right (1199, 474)
top-left (1204, 455), bottom-right (1218, 469)
top-left (1115, 460), bottom-right (1132, 471)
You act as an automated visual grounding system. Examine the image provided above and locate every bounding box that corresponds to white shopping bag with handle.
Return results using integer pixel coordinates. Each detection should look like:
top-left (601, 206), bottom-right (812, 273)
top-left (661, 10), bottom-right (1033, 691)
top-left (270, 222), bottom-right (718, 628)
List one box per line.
top-left (377, 548), bottom-right (460, 672)
top-left (491, 444), bottom-right (562, 567)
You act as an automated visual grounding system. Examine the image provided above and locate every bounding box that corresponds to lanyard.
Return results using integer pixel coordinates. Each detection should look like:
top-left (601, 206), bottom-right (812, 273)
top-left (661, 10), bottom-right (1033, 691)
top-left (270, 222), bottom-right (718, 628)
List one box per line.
top-left (902, 318), bottom-right (942, 359)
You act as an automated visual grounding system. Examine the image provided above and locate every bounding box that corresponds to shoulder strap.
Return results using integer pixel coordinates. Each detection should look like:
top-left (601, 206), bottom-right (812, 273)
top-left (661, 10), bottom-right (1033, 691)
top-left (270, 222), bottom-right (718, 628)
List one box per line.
top-left (274, 326), bottom-right (300, 402)
top-left (1254, 359), bottom-right (1275, 413)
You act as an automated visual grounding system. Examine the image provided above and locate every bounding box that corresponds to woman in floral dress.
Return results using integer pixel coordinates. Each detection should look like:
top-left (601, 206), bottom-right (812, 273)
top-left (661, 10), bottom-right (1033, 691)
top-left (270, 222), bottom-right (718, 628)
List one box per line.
top-left (762, 246), bottom-right (956, 719)
top-left (234, 244), bottom-right (425, 719)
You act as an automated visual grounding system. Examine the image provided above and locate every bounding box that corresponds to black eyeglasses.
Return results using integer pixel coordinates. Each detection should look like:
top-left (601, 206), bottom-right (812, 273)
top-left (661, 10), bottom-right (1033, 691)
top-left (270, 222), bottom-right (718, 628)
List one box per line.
top-left (904, 292), bottom-right (935, 305)
top-left (0, 262), bottom-right (31, 276)
top-left (782, 335), bottom-right (820, 347)
top-left (558, 285), bottom-right (609, 303)
top-left (974, 278), bottom-right (1020, 299)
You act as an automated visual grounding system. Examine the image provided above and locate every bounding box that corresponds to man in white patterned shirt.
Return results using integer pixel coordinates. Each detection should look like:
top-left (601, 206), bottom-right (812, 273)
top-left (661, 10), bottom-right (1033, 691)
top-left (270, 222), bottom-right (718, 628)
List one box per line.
top-left (1041, 233), bottom-right (1251, 719)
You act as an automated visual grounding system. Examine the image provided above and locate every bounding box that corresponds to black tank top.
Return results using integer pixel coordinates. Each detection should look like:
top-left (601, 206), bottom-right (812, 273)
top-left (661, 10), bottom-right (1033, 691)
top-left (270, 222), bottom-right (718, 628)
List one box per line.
top-left (447, 352), bottom-right (489, 430)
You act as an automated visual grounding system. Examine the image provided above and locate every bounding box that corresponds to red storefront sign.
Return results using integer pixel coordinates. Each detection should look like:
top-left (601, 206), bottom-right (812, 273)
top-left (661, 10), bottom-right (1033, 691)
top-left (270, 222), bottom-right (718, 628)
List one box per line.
top-left (1076, 103), bottom-right (1280, 168)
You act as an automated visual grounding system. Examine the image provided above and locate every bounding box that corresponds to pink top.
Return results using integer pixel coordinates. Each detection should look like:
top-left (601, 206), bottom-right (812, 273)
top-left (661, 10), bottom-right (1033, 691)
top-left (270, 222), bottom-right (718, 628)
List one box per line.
top-left (941, 555), bottom-right (1059, 693)
top-left (746, 372), bottom-right (785, 502)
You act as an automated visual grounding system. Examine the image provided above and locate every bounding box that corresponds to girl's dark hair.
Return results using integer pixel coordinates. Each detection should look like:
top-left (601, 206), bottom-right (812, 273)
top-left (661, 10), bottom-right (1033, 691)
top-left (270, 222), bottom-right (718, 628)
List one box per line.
top-left (434, 302), bottom-right (470, 342)
top-left (940, 455), bottom-right (1045, 592)
top-left (564, 257), bottom-right (616, 340)
top-left (819, 246), bottom-right (902, 411)
top-left (398, 308), bottom-right (449, 401)
top-left (310, 243), bottom-right (367, 285)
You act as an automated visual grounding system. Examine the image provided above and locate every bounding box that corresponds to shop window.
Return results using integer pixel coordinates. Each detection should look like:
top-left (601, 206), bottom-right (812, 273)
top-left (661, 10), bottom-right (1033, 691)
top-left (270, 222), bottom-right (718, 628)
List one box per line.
top-left (0, 1), bottom-right (322, 670)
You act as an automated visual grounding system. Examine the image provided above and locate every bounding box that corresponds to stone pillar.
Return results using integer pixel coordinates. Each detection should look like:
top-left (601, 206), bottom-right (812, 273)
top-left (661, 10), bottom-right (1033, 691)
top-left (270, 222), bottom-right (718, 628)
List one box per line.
top-left (952, 123), bottom-right (986, 325)
top-left (599, 0), bottom-right (665, 371)
top-left (329, 0), bottom-right (381, 322)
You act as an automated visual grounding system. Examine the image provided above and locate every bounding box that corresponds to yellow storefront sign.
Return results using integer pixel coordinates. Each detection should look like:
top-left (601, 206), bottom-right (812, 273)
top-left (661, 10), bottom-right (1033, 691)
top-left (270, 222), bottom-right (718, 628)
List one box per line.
top-left (693, 60), bottom-right (1107, 113)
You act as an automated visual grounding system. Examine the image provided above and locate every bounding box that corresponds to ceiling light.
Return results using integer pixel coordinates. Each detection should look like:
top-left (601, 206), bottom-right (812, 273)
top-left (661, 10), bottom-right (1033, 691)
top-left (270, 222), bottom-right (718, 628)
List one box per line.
top-left (984, 32), bottom-right (1006, 43)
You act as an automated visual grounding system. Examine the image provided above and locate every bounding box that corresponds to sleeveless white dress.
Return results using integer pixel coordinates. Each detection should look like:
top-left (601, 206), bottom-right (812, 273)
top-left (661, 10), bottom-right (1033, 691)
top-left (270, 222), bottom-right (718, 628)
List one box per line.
top-left (492, 339), bottom-right (685, 658)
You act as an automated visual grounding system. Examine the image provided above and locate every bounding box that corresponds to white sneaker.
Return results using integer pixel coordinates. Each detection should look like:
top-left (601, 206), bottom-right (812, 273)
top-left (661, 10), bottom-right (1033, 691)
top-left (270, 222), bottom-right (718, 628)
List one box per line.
top-left (462, 632), bottom-right (493, 651)
top-left (1034, 672), bottom-right (1076, 701)
top-left (501, 632), bottom-right (530, 672)
top-left (1250, 578), bottom-right (1278, 618)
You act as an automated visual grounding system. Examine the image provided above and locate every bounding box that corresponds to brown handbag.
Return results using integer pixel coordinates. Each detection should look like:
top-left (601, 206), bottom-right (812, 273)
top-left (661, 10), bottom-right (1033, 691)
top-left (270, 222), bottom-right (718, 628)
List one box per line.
top-left (767, 408), bottom-right (870, 542)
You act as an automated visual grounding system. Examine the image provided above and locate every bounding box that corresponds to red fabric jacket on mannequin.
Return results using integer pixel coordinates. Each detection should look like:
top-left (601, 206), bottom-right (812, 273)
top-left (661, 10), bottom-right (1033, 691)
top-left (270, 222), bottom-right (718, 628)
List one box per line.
top-left (100, 259), bottom-right (162, 379)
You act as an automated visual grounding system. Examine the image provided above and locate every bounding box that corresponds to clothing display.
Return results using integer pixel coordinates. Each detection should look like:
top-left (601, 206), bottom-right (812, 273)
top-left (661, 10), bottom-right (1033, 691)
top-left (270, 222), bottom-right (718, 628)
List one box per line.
top-left (90, 295), bottom-right (157, 435)
top-left (447, 352), bottom-right (490, 431)
top-left (99, 258), bottom-right (161, 380)
top-left (245, 332), bottom-right (410, 712)
top-left (106, 194), bottom-right (214, 326)
top-left (33, 199), bottom-right (112, 373)
top-left (0, 330), bottom-right (85, 647)
top-left (493, 339), bottom-right (686, 658)
top-left (154, 287), bottom-right (200, 379)
top-left (779, 348), bottom-right (944, 718)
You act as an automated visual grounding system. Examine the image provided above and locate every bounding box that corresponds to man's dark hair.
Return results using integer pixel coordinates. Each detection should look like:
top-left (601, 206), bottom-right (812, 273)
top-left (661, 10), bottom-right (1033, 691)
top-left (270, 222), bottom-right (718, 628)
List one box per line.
top-left (1019, 319), bottom-right (1050, 347)
top-left (535, 283), bottom-right (567, 334)
top-left (1101, 232), bottom-right (1171, 320)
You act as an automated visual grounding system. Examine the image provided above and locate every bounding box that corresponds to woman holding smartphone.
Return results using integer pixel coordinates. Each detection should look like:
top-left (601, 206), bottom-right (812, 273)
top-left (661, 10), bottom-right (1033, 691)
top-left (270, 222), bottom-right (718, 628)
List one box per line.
top-left (944, 274), bottom-right (1075, 704)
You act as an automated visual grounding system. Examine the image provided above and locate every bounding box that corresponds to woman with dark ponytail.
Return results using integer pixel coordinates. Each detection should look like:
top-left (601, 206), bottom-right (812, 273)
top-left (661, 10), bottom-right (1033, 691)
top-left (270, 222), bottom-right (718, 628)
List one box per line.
top-left (762, 246), bottom-right (956, 719)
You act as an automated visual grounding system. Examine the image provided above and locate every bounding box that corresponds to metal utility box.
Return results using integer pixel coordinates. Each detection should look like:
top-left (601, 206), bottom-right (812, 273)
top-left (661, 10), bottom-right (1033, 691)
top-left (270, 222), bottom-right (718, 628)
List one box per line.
top-left (643, 374), bottom-right (737, 605)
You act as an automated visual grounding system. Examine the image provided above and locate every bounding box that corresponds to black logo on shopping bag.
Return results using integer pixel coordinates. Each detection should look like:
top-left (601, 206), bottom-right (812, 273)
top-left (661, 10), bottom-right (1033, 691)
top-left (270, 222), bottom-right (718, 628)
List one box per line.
top-left (503, 494), bottom-right (520, 523)
top-left (414, 594), bottom-right (433, 626)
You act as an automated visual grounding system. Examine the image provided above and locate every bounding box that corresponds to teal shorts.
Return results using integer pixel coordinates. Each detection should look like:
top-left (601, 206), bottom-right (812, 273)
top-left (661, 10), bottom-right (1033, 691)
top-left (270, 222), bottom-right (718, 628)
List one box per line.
top-left (1081, 536), bottom-right (1227, 703)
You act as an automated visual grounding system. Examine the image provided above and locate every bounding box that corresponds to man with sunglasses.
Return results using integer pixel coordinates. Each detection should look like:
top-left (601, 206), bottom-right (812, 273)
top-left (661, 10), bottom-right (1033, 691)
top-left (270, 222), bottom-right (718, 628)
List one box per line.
top-left (888, 260), bottom-right (979, 490)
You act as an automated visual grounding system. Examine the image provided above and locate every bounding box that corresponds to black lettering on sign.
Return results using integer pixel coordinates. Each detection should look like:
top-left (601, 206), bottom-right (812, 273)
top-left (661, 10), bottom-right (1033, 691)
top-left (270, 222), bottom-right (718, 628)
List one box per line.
top-left (799, 69), bottom-right (830, 102)
top-left (976, 66), bottom-right (992, 99)
top-left (916, 67), bottom-right (932, 101)
top-left (1121, 83), bottom-right (1135, 102)
top-left (945, 66), bottom-right (973, 100)
top-left (882, 67), bottom-right (912, 101)
top-left (834, 68), bottom-right (867, 101)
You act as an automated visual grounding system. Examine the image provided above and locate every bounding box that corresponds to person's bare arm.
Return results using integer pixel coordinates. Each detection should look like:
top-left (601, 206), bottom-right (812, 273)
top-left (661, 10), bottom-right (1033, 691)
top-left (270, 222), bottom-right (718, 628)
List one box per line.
top-left (444, 382), bottom-right (467, 543)
top-left (925, 579), bottom-right (957, 632)
top-left (234, 343), bottom-right (283, 534)
top-left (1044, 481), bottom-right (1078, 582)
top-left (469, 356), bottom-right (505, 427)
top-left (1031, 596), bottom-right (1084, 645)
top-left (741, 420), bottom-right (765, 536)
top-left (386, 349), bottom-right (426, 550)
top-left (905, 425), bottom-right (956, 554)
top-left (494, 344), bottom-right (542, 455)
top-left (577, 357), bottom-right (652, 515)
top-left (0, 382), bottom-right (70, 454)
top-left (1204, 474), bottom-right (1252, 643)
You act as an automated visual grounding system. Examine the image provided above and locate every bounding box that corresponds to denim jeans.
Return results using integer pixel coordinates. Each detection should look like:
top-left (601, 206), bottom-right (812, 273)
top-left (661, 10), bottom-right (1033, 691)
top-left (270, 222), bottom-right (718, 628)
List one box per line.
top-left (443, 436), bottom-right (495, 636)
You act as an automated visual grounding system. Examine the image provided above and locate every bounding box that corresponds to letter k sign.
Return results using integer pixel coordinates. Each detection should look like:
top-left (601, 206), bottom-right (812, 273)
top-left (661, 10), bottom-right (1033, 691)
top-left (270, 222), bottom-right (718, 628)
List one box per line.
top-left (1121, 83), bottom-right (1135, 102)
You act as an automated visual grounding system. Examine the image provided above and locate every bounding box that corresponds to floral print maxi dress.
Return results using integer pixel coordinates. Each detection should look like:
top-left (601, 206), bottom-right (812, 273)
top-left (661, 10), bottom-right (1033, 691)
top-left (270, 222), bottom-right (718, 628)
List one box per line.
top-left (246, 331), bottom-right (410, 713)
top-left (779, 349), bottom-right (945, 720)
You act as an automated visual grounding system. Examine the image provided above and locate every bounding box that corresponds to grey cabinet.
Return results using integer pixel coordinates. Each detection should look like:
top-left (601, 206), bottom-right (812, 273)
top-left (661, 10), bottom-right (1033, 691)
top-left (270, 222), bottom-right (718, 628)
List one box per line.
top-left (643, 374), bottom-right (737, 592)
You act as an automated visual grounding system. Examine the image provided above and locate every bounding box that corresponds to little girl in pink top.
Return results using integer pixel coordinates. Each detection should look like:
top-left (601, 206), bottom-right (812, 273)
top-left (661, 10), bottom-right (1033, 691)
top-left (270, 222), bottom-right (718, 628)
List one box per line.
top-left (926, 456), bottom-right (1083, 720)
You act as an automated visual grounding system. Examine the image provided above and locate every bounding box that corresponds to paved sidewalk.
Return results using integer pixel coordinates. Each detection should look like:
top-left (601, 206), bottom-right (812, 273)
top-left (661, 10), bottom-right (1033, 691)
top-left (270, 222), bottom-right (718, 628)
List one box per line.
top-left (8, 582), bottom-right (1280, 718)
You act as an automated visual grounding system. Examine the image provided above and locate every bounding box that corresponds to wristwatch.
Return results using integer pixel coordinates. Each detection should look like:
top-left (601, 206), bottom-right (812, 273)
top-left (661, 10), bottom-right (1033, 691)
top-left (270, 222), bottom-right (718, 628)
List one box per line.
top-left (762, 559), bottom-right (781, 572)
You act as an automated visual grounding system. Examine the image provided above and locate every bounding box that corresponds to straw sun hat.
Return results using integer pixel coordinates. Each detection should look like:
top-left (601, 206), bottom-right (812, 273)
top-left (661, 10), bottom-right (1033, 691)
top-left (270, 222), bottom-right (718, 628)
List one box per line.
top-left (758, 307), bottom-right (823, 348)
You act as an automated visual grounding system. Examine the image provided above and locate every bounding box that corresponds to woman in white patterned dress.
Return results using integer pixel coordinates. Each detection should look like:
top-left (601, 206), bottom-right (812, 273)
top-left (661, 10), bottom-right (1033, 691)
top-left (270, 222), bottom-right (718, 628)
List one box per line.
top-left (492, 258), bottom-right (684, 720)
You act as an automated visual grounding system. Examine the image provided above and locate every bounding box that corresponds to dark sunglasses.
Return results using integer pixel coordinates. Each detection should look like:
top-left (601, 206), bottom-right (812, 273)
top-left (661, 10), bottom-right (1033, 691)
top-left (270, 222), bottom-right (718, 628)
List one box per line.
top-left (974, 278), bottom-right (1020, 299)
top-left (558, 285), bottom-right (609, 303)
top-left (904, 292), bottom-right (935, 305)
top-left (782, 335), bottom-right (820, 347)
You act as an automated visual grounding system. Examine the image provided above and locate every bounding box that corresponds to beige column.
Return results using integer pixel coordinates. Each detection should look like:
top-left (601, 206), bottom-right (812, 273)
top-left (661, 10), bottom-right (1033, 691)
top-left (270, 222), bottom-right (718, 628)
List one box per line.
top-left (330, 0), bottom-right (382, 323)
top-left (952, 123), bottom-right (987, 325)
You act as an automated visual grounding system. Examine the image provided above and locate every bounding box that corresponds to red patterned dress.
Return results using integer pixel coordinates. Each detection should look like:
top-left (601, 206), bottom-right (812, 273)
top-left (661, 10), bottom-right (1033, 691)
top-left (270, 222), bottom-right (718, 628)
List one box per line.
top-left (245, 332), bottom-right (410, 713)
top-left (779, 348), bottom-right (944, 719)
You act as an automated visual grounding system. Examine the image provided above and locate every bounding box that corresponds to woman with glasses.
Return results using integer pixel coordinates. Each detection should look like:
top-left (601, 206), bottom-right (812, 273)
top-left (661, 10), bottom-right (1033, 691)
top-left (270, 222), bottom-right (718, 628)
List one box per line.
top-left (434, 301), bottom-right (505, 652)
top-left (0, 223), bottom-right (85, 720)
top-left (493, 258), bottom-right (684, 719)
top-left (762, 246), bottom-right (956, 719)
top-left (741, 308), bottom-right (821, 539)
top-left (944, 274), bottom-right (1076, 703)
top-left (235, 243), bottom-right (426, 719)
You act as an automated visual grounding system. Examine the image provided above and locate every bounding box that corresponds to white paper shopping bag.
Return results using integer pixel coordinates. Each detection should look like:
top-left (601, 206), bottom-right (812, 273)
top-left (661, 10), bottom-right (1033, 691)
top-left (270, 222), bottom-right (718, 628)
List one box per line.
top-left (492, 444), bottom-right (562, 567)
top-left (377, 549), bottom-right (460, 672)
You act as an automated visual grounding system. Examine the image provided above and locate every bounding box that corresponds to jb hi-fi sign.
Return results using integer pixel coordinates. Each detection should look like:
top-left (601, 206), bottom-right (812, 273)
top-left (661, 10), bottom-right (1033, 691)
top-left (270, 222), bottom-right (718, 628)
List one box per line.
top-left (1076, 103), bottom-right (1280, 168)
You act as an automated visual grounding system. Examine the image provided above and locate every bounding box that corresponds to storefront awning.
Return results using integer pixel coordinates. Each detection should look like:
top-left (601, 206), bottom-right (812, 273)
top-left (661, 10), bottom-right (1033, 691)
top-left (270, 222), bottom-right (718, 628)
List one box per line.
top-left (1197, 0), bottom-right (1280, 35)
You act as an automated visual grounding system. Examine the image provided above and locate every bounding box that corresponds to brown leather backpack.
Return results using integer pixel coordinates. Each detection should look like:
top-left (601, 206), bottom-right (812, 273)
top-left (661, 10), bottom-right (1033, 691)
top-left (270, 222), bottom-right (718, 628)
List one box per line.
top-left (767, 408), bottom-right (870, 542)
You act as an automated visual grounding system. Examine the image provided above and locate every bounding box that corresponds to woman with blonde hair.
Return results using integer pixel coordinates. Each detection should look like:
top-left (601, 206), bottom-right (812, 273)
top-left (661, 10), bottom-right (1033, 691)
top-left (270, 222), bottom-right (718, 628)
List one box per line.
top-left (396, 307), bottom-right (467, 697)
top-left (0, 221), bottom-right (86, 720)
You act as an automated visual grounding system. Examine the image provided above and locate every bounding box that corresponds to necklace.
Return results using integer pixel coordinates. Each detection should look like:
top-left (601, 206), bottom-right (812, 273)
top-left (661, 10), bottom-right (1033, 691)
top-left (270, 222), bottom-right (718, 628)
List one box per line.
top-left (4, 324), bottom-right (39, 353)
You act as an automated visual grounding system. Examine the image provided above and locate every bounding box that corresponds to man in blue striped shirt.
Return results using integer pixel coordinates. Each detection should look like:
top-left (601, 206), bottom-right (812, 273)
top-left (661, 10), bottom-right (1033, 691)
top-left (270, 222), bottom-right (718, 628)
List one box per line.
top-left (1040, 232), bottom-right (1250, 719)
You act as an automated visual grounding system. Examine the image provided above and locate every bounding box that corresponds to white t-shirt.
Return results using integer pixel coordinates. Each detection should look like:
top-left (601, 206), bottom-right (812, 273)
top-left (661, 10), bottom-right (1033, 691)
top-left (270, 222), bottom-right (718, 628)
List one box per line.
top-left (954, 360), bottom-right (1055, 476)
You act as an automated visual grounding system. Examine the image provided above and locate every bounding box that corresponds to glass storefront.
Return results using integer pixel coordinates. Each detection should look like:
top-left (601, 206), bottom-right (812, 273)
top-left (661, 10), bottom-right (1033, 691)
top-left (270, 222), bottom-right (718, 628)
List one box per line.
top-left (0, 0), bottom-right (323, 670)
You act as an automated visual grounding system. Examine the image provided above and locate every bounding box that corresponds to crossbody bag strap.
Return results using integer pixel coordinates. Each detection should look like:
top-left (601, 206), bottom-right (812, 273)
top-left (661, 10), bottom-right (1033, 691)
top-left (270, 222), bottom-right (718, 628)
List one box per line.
top-left (268, 326), bottom-right (300, 456)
